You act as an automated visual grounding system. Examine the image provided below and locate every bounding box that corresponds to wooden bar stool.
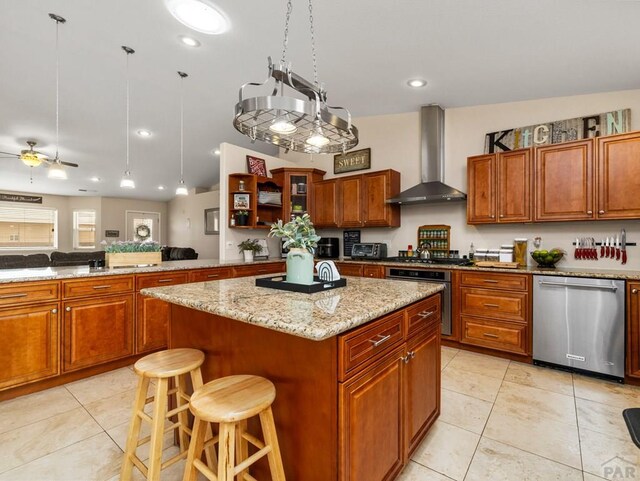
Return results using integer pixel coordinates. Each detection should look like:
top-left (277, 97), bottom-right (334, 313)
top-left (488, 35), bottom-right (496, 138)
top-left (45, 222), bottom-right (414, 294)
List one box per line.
top-left (183, 374), bottom-right (286, 481)
top-left (120, 348), bottom-right (215, 481)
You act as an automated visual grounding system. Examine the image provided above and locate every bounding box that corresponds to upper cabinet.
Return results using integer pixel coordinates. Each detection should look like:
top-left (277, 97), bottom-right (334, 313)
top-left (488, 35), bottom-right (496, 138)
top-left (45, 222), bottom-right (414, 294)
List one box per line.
top-left (535, 139), bottom-right (594, 222)
top-left (314, 169), bottom-right (401, 229)
top-left (597, 132), bottom-right (640, 219)
top-left (467, 149), bottom-right (532, 224)
top-left (468, 130), bottom-right (640, 224)
top-left (271, 168), bottom-right (326, 222)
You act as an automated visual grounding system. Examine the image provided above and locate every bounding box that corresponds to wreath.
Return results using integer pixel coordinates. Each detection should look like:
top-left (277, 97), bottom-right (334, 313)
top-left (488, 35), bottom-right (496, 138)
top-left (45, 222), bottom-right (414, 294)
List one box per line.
top-left (135, 224), bottom-right (151, 241)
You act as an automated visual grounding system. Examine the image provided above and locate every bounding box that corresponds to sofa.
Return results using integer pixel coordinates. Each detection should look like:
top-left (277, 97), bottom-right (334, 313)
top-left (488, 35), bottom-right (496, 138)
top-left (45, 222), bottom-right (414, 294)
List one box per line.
top-left (161, 246), bottom-right (199, 261)
top-left (50, 250), bottom-right (106, 267)
top-left (0, 254), bottom-right (51, 269)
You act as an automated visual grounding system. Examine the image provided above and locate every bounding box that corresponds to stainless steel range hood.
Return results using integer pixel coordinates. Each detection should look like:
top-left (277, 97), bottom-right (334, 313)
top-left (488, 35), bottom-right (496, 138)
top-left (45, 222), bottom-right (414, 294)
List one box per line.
top-left (387, 105), bottom-right (467, 205)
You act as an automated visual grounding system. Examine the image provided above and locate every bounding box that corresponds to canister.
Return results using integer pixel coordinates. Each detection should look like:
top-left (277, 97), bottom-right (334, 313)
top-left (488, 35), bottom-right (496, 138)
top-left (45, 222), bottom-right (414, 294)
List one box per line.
top-left (514, 238), bottom-right (528, 266)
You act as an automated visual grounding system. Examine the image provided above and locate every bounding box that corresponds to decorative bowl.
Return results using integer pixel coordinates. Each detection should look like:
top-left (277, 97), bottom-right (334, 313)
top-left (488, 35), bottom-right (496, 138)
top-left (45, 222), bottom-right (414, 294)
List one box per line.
top-left (530, 249), bottom-right (564, 268)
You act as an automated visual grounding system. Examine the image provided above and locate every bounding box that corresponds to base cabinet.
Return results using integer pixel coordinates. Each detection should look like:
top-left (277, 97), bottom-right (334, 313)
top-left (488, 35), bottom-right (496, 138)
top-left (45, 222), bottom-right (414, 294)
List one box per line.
top-left (63, 294), bottom-right (134, 372)
top-left (0, 303), bottom-right (59, 389)
top-left (627, 282), bottom-right (640, 379)
top-left (136, 293), bottom-right (169, 353)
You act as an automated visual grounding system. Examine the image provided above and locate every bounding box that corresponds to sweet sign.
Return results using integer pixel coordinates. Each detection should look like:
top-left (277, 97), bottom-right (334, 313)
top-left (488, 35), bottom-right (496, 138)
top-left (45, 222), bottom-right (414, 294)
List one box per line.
top-left (484, 109), bottom-right (631, 153)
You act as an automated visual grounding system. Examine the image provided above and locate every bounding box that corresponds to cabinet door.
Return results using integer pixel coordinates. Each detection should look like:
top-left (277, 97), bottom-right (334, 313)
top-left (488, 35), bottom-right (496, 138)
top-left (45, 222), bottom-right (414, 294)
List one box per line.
top-left (362, 265), bottom-right (385, 279)
top-left (363, 171), bottom-right (400, 227)
top-left (597, 132), bottom-right (640, 219)
top-left (338, 177), bottom-right (363, 227)
top-left (404, 326), bottom-right (440, 456)
top-left (627, 283), bottom-right (640, 378)
top-left (467, 154), bottom-right (496, 224)
top-left (63, 294), bottom-right (134, 372)
top-left (340, 346), bottom-right (404, 481)
top-left (535, 140), bottom-right (594, 221)
top-left (0, 303), bottom-right (59, 389)
top-left (313, 179), bottom-right (338, 228)
top-left (334, 262), bottom-right (363, 277)
top-left (136, 293), bottom-right (168, 353)
top-left (497, 149), bottom-right (532, 223)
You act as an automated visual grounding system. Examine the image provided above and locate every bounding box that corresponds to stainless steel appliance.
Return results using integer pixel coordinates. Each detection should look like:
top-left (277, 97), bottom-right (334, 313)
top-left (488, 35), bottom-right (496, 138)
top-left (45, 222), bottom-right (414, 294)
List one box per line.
top-left (386, 267), bottom-right (452, 335)
top-left (317, 238), bottom-right (339, 259)
top-left (351, 243), bottom-right (387, 260)
top-left (383, 256), bottom-right (472, 266)
top-left (533, 275), bottom-right (625, 381)
top-left (280, 239), bottom-right (289, 258)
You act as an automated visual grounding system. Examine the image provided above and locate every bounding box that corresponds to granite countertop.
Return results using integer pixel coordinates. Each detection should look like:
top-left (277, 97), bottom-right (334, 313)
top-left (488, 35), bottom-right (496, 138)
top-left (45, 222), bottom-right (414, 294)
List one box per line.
top-left (0, 258), bottom-right (284, 284)
top-left (141, 276), bottom-right (443, 341)
top-left (337, 259), bottom-right (640, 280)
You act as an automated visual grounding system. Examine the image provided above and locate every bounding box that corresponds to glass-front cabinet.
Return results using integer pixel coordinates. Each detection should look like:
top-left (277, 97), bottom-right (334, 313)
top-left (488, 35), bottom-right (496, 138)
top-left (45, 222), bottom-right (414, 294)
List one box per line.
top-left (270, 168), bottom-right (326, 221)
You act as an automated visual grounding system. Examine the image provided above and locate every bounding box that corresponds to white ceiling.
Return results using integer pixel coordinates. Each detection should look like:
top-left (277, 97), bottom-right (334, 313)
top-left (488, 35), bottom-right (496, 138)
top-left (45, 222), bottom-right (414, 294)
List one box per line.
top-left (0, 0), bottom-right (639, 201)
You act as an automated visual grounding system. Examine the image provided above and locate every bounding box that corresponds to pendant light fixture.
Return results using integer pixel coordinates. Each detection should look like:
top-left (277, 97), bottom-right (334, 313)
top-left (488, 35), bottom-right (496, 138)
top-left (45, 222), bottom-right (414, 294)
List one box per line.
top-left (48, 13), bottom-right (68, 180)
top-left (233, 0), bottom-right (358, 155)
top-left (176, 71), bottom-right (189, 196)
top-left (120, 46), bottom-right (135, 189)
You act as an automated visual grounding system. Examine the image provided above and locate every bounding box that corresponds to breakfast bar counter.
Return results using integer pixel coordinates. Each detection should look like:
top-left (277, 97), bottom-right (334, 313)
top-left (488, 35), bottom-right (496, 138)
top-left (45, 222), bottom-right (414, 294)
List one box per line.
top-left (142, 276), bottom-right (444, 481)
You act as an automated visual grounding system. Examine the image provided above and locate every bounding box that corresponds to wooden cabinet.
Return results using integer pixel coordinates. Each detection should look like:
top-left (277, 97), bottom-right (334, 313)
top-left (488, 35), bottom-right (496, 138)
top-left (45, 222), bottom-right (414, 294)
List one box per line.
top-left (459, 272), bottom-right (530, 356)
top-left (0, 281), bottom-right (58, 308)
top-left (63, 294), bottom-right (134, 372)
top-left (334, 262), bottom-right (364, 277)
top-left (136, 271), bottom-right (189, 290)
top-left (535, 139), bottom-right (594, 221)
top-left (62, 275), bottom-right (134, 299)
top-left (271, 168), bottom-right (326, 222)
top-left (363, 265), bottom-right (385, 279)
top-left (136, 293), bottom-right (169, 354)
top-left (627, 282), bottom-right (640, 379)
top-left (233, 262), bottom-right (285, 277)
top-left (597, 131), bottom-right (640, 219)
top-left (228, 173), bottom-right (286, 229)
top-left (363, 171), bottom-right (401, 227)
top-left (337, 176), bottom-right (363, 227)
top-left (338, 294), bottom-right (441, 480)
top-left (188, 267), bottom-right (234, 283)
top-left (312, 179), bottom-right (338, 228)
top-left (0, 303), bottom-right (59, 389)
top-left (467, 149), bottom-right (532, 224)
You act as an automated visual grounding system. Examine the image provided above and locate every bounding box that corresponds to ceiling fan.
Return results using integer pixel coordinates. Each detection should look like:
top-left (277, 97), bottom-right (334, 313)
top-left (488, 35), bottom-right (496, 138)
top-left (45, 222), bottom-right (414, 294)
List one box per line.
top-left (0, 141), bottom-right (79, 169)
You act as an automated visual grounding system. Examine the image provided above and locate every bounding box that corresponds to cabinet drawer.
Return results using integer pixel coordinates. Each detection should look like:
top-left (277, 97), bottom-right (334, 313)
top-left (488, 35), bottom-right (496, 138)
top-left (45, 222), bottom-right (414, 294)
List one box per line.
top-left (406, 294), bottom-right (441, 336)
top-left (0, 281), bottom-right (59, 307)
top-left (188, 267), bottom-right (234, 283)
top-left (461, 317), bottom-right (528, 354)
top-left (233, 262), bottom-right (284, 277)
top-left (339, 310), bottom-right (404, 381)
top-left (460, 287), bottom-right (527, 322)
top-left (136, 271), bottom-right (189, 290)
top-left (362, 265), bottom-right (385, 279)
top-left (63, 276), bottom-right (134, 299)
top-left (460, 272), bottom-right (528, 291)
top-left (335, 263), bottom-right (363, 277)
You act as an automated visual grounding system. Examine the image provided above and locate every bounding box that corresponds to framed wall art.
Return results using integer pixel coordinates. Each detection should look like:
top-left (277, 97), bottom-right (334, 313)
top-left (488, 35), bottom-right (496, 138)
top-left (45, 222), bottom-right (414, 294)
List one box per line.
top-left (233, 193), bottom-right (250, 209)
top-left (247, 155), bottom-right (267, 176)
top-left (204, 208), bottom-right (220, 235)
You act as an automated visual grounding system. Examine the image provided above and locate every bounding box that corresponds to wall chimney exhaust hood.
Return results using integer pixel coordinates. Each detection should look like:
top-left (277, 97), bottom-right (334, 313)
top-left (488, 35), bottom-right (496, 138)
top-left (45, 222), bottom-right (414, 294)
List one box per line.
top-left (387, 105), bottom-right (467, 205)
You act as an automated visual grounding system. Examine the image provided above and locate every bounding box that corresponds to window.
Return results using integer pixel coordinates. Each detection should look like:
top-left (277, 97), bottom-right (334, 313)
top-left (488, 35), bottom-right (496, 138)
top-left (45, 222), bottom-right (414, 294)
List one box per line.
top-left (73, 210), bottom-right (96, 249)
top-left (0, 205), bottom-right (58, 250)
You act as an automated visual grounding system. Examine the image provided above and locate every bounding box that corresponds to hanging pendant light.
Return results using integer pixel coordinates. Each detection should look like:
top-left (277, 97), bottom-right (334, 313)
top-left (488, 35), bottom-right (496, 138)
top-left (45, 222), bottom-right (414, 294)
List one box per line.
top-left (233, 0), bottom-right (358, 155)
top-left (120, 46), bottom-right (136, 189)
top-left (176, 71), bottom-right (189, 196)
top-left (48, 13), bottom-right (68, 180)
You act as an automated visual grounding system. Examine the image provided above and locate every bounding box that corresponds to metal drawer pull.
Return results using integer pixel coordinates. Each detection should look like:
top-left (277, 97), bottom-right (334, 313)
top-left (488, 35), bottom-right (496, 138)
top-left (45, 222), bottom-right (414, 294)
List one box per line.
top-left (483, 279), bottom-right (499, 284)
top-left (483, 332), bottom-right (499, 339)
top-left (418, 310), bottom-right (435, 319)
top-left (0, 293), bottom-right (28, 299)
top-left (207, 274), bottom-right (220, 278)
top-left (92, 285), bottom-right (112, 290)
top-left (370, 334), bottom-right (391, 347)
top-left (484, 303), bottom-right (500, 308)
top-left (158, 279), bottom-right (173, 283)
top-left (538, 280), bottom-right (618, 292)
top-left (633, 289), bottom-right (638, 294)
top-left (66, 307), bottom-right (71, 312)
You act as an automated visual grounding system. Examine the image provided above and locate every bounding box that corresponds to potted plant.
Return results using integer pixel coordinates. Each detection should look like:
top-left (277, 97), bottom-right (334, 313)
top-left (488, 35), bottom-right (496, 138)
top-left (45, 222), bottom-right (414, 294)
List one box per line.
top-left (235, 210), bottom-right (249, 226)
top-left (269, 214), bottom-right (320, 285)
top-left (238, 239), bottom-right (263, 263)
top-left (104, 240), bottom-right (162, 268)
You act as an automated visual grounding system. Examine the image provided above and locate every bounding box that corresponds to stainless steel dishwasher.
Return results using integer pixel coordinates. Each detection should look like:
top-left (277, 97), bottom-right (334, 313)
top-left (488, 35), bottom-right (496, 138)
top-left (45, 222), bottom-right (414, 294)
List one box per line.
top-left (533, 275), bottom-right (625, 381)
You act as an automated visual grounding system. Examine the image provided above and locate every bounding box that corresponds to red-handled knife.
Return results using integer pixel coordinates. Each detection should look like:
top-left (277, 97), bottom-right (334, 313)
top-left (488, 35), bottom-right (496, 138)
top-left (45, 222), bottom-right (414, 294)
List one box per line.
top-left (616, 235), bottom-right (621, 260)
top-left (622, 229), bottom-right (627, 265)
top-left (605, 237), bottom-right (610, 258)
top-left (600, 239), bottom-right (605, 258)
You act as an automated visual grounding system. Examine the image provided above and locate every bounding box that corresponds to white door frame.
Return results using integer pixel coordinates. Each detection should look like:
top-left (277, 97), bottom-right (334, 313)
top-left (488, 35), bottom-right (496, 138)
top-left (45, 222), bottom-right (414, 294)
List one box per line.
top-left (125, 210), bottom-right (162, 243)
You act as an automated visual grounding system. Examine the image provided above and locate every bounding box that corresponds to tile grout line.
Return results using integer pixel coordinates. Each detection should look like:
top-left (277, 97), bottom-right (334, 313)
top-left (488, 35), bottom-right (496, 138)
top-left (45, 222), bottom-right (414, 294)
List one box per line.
top-left (571, 373), bottom-right (587, 481)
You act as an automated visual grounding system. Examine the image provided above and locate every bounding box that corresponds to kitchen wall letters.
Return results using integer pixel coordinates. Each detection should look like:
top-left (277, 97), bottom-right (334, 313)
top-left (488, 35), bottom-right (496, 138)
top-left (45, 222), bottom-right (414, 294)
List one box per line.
top-left (484, 108), bottom-right (631, 153)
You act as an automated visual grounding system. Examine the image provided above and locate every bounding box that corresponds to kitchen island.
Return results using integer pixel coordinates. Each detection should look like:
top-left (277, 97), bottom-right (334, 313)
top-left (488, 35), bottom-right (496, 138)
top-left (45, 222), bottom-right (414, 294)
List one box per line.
top-left (142, 275), bottom-right (443, 481)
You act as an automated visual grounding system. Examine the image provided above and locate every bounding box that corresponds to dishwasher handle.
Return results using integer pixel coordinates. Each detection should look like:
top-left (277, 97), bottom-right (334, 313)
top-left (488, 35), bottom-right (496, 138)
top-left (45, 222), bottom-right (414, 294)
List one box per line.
top-left (537, 279), bottom-right (618, 292)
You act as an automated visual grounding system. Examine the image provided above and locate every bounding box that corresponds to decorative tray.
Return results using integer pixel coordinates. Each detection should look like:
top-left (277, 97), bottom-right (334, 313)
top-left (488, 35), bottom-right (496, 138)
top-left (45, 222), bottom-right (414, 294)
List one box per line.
top-left (255, 275), bottom-right (346, 294)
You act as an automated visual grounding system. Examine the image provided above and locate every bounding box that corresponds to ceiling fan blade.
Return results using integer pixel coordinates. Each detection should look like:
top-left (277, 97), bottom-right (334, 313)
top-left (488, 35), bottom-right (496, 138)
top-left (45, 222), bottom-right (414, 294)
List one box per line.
top-left (0, 151), bottom-right (19, 157)
top-left (59, 161), bottom-right (79, 168)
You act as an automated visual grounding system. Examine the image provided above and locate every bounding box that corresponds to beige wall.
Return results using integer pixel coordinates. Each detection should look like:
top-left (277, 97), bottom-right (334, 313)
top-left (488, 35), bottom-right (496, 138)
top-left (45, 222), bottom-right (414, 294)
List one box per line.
top-left (168, 188), bottom-right (220, 259)
top-left (280, 88), bottom-right (640, 270)
top-left (100, 197), bottom-right (168, 244)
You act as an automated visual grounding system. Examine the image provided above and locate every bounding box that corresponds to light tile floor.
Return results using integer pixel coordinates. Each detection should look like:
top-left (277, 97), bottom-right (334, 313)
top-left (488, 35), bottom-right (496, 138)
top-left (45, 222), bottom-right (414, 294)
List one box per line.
top-left (1, 350), bottom-right (639, 480)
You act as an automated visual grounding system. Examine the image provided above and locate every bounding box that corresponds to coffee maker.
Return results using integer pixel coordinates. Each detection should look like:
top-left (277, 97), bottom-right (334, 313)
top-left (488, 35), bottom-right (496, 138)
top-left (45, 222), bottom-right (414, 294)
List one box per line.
top-left (316, 238), bottom-right (340, 259)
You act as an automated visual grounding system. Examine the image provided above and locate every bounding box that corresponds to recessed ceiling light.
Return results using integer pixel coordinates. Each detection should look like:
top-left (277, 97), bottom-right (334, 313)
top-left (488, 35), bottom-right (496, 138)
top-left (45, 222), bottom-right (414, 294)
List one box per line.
top-left (165, 0), bottom-right (230, 35)
top-left (137, 129), bottom-right (152, 137)
top-left (407, 79), bottom-right (428, 88)
top-left (158, 185), bottom-right (165, 190)
top-left (90, 176), bottom-right (101, 182)
top-left (213, 149), bottom-right (220, 155)
top-left (179, 35), bottom-right (201, 47)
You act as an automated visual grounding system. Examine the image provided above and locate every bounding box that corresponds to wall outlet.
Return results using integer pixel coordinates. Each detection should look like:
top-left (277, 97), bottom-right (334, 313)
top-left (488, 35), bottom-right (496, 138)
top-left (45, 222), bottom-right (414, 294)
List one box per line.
top-left (226, 241), bottom-right (234, 249)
